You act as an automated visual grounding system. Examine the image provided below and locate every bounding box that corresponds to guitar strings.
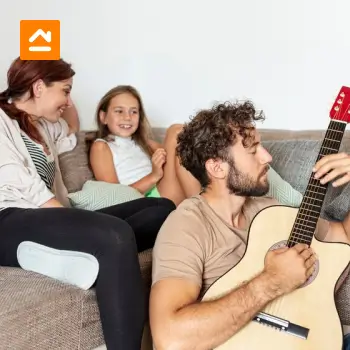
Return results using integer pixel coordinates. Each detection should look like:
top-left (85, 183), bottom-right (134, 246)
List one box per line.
top-left (297, 108), bottom-right (347, 242)
top-left (292, 122), bottom-right (339, 242)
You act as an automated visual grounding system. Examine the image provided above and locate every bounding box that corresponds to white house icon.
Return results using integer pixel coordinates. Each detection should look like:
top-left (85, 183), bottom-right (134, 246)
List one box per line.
top-left (28, 29), bottom-right (52, 52)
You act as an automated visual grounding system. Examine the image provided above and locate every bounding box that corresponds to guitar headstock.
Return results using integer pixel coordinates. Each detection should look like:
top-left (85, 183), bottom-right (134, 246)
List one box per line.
top-left (330, 86), bottom-right (350, 123)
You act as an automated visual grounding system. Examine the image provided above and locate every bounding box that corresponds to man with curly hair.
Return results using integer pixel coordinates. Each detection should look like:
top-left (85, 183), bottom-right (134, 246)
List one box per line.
top-left (150, 101), bottom-right (350, 350)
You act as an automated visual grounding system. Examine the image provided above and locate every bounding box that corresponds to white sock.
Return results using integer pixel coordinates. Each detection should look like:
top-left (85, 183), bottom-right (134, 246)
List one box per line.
top-left (17, 241), bottom-right (99, 290)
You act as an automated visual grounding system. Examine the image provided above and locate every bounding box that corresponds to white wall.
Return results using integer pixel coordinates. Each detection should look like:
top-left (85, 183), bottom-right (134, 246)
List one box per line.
top-left (1, 0), bottom-right (350, 131)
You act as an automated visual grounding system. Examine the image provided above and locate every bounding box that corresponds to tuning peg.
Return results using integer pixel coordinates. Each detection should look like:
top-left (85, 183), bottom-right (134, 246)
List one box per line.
top-left (335, 106), bottom-right (340, 111)
top-left (341, 92), bottom-right (345, 97)
top-left (337, 99), bottom-right (343, 104)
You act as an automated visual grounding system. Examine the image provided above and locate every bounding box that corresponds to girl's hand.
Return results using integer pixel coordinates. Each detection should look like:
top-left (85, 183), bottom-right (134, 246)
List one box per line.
top-left (151, 148), bottom-right (167, 181)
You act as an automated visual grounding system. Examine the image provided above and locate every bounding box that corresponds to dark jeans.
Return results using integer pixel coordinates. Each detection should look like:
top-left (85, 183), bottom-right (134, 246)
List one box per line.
top-left (344, 333), bottom-right (350, 350)
top-left (0, 197), bottom-right (175, 350)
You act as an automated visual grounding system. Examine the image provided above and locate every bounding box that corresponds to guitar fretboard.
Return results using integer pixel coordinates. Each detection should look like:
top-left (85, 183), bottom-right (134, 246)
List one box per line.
top-left (287, 120), bottom-right (347, 247)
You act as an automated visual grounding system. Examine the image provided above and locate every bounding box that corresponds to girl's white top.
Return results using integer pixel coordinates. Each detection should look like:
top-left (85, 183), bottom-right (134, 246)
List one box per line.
top-left (96, 136), bottom-right (152, 185)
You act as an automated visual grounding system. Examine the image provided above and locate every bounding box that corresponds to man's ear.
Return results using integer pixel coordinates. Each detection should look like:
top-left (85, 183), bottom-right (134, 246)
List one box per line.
top-left (205, 158), bottom-right (227, 181)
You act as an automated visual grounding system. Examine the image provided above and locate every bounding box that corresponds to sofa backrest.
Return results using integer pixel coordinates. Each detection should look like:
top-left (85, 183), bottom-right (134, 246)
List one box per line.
top-left (59, 128), bottom-right (350, 194)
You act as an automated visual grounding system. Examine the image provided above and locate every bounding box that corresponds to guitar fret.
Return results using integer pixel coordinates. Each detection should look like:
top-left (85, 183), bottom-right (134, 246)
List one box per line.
top-left (307, 182), bottom-right (326, 190)
top-left (290, 232), bottom-right (313, 243)
top-left (295, 218), bottom-right (317, 226)
top-left (303, 196), bottom-right (323, 202)
top-left (294, 222), bottom-right (316, 230)
top-left (325, 138), bottom-right (340, 142)
top-left (299, 207), bottom-right (320, 214)
top-left (321, 146), bottom-right (338, 152)
top-left (328, 128), bottom-right (344, 133)
top-left (310, 176), bottom-right (329, 182)
top-left (292, 226), bottom-right (313, 235)
top-left (289, 237), bottom-right (311, 244)
top-left (296, 213), bottom-right (319, 221)
top-left (296, 220), bottom-right (318, 226)
top-left (296, 222), bottom-right (318, 228)
top-left (291, 231), bottom-right (313, 239)
top-left (290, 235), bottom-right (312, 243)
top-left (305, 189), bottom-right (325, 196)
top-left (291, 236), bottom-right (312, 243)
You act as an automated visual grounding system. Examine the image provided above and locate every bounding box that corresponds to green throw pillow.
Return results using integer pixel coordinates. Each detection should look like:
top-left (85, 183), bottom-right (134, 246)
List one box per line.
top-left (68, 180), bottom-right (143, 211)
top-left (266, 166), bottom-right (303, 207)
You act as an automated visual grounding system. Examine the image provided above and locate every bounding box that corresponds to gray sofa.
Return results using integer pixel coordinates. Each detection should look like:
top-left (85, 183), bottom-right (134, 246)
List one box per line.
top-left (0, 128), bottom-right (349, 349)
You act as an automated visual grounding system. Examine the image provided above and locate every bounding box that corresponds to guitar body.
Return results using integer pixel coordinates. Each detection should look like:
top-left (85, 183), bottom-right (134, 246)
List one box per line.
top-left (202, 205), bottom-right (350, 350)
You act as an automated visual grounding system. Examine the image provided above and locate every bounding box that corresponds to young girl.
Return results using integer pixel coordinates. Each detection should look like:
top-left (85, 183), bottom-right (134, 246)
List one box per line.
top-left (89, 85), bottom-right (200, 205)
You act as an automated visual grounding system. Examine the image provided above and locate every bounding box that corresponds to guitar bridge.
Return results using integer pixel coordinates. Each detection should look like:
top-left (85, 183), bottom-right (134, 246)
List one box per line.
top-left (253, 312), bottom-right (309, 339)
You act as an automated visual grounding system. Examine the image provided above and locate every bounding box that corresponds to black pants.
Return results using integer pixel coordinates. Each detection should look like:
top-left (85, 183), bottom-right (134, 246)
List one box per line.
top-left (0, 197), bottom-right (175, 350)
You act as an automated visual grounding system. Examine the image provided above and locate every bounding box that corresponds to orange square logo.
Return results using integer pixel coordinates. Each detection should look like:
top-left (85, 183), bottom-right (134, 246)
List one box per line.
top-left (20, 20), bottom-right (60, 60)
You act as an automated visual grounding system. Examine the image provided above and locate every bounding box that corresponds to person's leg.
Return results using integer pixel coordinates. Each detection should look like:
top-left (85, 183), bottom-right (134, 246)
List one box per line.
top-left (0, 207), bottom-right (145, 350)
top-left (97, 197), bottom-right (176, 252)
top-left (156, 124), bottom-right (202, 205)
top-left (344, 333), bottom-right (350, 350)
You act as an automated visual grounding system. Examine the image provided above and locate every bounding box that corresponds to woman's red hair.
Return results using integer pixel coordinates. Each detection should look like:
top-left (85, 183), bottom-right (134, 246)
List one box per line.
top-left (0, 57), bottom-right (75, 144)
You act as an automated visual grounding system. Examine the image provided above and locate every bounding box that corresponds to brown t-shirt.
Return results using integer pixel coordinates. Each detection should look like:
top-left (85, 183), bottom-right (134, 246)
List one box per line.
top-left (152, 195), bottom-right (330, 297)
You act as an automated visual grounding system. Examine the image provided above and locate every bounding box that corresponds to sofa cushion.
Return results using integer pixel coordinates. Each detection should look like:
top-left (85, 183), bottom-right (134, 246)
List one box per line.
top-left (59, 130), bottom-right (167, 194)
top-left (263, 139), bottom-right (320, 195)
top-left (68, 180), bottom-right (144, 210)
top-left (263, 139), bottom-right (350, 221)
top-left (0, 249), bottom-right (152, 349)
top-left (266, 166), bottom-right (302, 207)
top-left (59, 131), bottom-right (95, 193)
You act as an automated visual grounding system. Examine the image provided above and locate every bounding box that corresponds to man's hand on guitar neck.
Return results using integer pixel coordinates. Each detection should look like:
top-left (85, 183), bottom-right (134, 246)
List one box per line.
top-left (150, 243), bottom-right (316, 350)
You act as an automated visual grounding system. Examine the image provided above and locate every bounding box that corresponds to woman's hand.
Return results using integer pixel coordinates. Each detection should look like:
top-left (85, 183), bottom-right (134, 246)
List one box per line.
top-left (313, 152), bottom-right (350, 187)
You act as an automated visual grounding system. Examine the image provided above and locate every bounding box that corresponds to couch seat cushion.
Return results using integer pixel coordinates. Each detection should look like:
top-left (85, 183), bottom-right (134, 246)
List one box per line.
top-left (0, 249), bottom-right (152, 349)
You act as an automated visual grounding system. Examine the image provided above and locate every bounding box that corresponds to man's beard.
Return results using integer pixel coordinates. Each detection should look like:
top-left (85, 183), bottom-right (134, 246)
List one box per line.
top-left (226, 158), bottom-right (269, 197)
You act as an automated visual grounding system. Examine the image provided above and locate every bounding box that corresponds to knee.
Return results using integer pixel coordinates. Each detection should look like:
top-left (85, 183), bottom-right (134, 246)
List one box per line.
top-left (165, 124), bottom-right (184, 140)
top-left (94, 216), bottom-right (136, 248)
top-left (143, 198), bottom-right (175, 226)
top-left (157, 197), bottom-right (176, 213)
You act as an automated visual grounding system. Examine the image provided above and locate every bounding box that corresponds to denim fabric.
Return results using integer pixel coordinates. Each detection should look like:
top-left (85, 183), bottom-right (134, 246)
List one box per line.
top-left (344, 334), bottom-right (350, 350)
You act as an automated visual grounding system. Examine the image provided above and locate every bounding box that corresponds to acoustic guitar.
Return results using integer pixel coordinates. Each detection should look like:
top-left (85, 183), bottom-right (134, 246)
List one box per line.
top-left (201, 86), bottom-right (350, 349)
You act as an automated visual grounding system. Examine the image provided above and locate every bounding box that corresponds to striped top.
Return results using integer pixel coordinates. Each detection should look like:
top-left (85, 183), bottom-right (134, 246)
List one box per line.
top-left (0, 134), bottom-right (55, 212)
top-left (0, 110), bottom-right (77, 210)
top-left (21, 134), bottom-right (56, 190)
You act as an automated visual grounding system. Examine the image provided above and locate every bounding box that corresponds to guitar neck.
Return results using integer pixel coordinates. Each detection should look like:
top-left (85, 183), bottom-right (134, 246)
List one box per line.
top-left (287, 120), bottom-right (347, 247)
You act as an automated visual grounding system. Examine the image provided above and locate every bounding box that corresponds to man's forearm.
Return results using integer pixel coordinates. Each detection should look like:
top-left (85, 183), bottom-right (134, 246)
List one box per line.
top-left (166, 271), bottom-right (280, 350)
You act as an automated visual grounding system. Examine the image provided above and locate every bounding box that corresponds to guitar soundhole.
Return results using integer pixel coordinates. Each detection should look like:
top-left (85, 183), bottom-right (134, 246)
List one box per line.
top-left (268, 240), bottom-right (319, 288)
